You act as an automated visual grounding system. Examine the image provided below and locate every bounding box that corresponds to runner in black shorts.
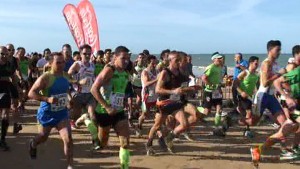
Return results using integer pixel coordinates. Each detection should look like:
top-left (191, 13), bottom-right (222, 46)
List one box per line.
top-left (0, 46), bottom-right (17, 150)
top-left (6, 44), bottom-right (23, 134)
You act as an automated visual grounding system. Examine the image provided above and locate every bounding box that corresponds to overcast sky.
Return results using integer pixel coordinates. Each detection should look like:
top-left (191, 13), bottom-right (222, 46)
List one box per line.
top-left (0, 0), bottom-right (299, 54)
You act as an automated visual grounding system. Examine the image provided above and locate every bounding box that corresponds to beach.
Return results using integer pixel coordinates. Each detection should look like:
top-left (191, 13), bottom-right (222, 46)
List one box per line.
top-left (1, 101), bottom-right (299, 169)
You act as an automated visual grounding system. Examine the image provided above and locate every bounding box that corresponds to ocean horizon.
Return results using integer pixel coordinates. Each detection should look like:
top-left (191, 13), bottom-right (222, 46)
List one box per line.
top-left (132, 53), bottom-right (291, 77)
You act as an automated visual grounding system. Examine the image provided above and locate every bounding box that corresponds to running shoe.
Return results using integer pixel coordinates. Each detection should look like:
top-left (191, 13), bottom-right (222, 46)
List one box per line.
top-left (250, 146), bottom-right (261, 164)
top-left (92, 139), bottom-right (101, 150)
top-left (29, 139), bottom-right (37, 159)
top-left (135, 128), bottom-right (142, 137)
top-left (145, 144), bottom-right (155, 156)
top-left (244, 130), bottom-right (254, 139)
top-left (182, 132), bottom-right (195, 142)
top-left (165, 132), bottom-right (175, 149)
top-left (292, 146), bottom-right (300, 155)
top-left (13, 123), bottom-right (23, 134)
top-left (280, 149), bottom-right (297, 160)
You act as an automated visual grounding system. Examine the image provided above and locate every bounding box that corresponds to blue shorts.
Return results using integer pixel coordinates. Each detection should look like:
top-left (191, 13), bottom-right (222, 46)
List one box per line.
top-left (37, 109), bottom-right (69, 127)
top-left (254, 92), bottom-right (283, 116)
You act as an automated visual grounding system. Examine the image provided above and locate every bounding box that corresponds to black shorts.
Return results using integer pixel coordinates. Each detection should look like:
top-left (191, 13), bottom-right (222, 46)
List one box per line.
top-left (95, 112), bottom-right (126, 127)
top-left (10, 83), bottom-right (19, 99)
top-left (125, 82), bottom-right (134, 98)
top-left (0, 81), bottom-right (13, 108)
top-left (238, 95), bottom-right (252, 110)
top-left (202, 90), bottom-right (222, 109)
top-left (157, 101), bottom-right (184, 115)
top-left (132, 84), bottom-right (142, 97)
top-left (0, 93), bottom-right (11, 108)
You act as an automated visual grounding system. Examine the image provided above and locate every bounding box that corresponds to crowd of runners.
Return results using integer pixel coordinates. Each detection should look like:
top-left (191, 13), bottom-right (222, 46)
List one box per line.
top-left (0, 40), bottom-right (299, 169)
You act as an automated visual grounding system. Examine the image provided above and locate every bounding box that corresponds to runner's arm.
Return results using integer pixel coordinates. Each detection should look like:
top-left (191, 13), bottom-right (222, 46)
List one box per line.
top-left (28, 74), bottom-right (49, 102)
top-left (274, 76), bottom-right (290, 98)
top-left (141, 70), bottom-right (157, 87)
top-left (15, 58), bottom-right (23, 80)
top-left (91, 66), bottom-right (113, 109)
top-left (261, 61), bottom-right (280, 87)
top-left (235, 70), bottom-right (247, 94)
top-left (155, 70), bottom-right (181, 95)
top-left (67, 62), bottom-right (80, 76)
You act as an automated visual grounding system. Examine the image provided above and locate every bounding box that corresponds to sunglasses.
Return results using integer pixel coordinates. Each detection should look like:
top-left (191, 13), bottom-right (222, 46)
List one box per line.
top-left (0, 53), bottom-right (7, 56)
top-left (82, 53), bottom-right (91, 56)
top-left (7, 49), bottom-right (14, 51)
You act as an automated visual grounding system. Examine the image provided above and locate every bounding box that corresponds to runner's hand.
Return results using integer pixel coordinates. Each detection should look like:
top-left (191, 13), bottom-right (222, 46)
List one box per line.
top-left (106, 106), bottom-right (117, 115)
top-left (241, 92), bottom-right (248, 99)
top-left (47, 97), bottom-right (58, 104)
top-left (173, 87), bottom-right (184, 95)
top-left (79, 78), bottom-right (88, 85)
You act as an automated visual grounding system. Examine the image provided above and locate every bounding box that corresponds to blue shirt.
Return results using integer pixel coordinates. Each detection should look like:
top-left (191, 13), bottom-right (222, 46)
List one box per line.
top-left (64, 58), bottom-right (74, 72)
top-left (233, 59), bottom-right (248, 80)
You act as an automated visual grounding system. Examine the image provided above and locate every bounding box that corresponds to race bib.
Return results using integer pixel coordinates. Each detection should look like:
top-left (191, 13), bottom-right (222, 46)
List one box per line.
top-left (83, 72), bottom-right (94, 87)
top-left (109, 93), bottom-right (125, 109)
top-left (50, 93), bottom-right (68, 112)
top-left (85, 77), bottom-right (93, 87)
top-left (170, 94), bottom-right (180, 101)
top-left (212, 90), bottom-right (222, 99)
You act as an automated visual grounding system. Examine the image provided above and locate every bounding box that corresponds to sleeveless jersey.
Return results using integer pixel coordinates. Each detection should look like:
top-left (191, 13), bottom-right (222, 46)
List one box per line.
top-left (37, 72), bottom-right (70, 126)
top-left (257, 58), bottom-right (281, 95)
top-left (74, 61), bottom-right (95, 93)
top-left (131, 65), bottom-right (144, 87)
top-left (95, 65), bottom-right (129, 114)
top-left (240, 70), bottom-right (259, 97)
top-left (141, 68), bottom-right (158, 103)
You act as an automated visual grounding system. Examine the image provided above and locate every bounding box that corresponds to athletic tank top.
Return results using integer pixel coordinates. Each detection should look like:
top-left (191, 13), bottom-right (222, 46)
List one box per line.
top-left (131, 65), bottom-right (144, 87)
top-left (141, 68), bottom-right (158, 103)
top-left (258, 58), bottom-right (281, 95)
top-left (240, 70), bottom-right (259, 97)
top-left (19, 59), bottom-right (29, 79)
top-left (39, 72), bottom-right (70, 113)
top-left (74, 61), bottom-right (95, 93)
top-left (158, 68), bottom-right (188, 101)
top-left (94, 63), bottom-right (104, 76)
top-left (95, 64), bottom-right (129, 114)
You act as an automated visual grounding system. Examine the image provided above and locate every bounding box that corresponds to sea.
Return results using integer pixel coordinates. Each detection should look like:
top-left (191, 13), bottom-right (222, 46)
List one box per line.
top-left (133, 53), bottom-right (292, 77)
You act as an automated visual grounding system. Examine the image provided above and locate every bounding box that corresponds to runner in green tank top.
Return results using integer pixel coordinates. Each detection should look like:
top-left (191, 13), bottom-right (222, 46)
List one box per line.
top-left (91, 46), bottom-right (131, 169)
top-left (201, 53), bottom-right (225, 137)
top-left (274, 45), bottom-right (300, 156)
top-left (16, 47), bottom-right (29, 79)
top-left (235, 56), bottom-right (260, 138)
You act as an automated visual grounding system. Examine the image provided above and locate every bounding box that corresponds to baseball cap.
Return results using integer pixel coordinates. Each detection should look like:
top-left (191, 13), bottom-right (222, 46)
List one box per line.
top-left (211, 52), bottom-right (223, 60)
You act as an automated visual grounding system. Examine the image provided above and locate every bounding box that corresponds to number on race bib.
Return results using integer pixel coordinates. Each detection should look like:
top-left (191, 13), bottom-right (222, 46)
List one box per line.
top-left (51, 93), bottom-right (68, 112)
top-left (109, 93), bottom-right (125, 109)
top-left (170, 94), bottom-right (180, 101)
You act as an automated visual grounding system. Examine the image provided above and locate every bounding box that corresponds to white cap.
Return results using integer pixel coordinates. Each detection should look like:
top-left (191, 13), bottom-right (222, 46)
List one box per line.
top-left (288, 57), bottom-right (295, 64)
top-left (211, 53), bottom-right (223, 60)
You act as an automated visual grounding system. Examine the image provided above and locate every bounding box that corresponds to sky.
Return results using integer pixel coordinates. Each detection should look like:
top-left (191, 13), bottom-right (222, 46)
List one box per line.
top-left (0, 0), bottom-right (299, 54)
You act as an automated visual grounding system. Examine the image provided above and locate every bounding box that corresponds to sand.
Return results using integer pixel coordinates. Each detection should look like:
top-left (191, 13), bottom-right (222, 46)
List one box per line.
top-left (0, 100), bottom-right (299, 169)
